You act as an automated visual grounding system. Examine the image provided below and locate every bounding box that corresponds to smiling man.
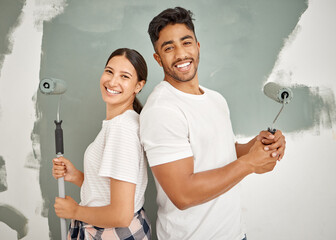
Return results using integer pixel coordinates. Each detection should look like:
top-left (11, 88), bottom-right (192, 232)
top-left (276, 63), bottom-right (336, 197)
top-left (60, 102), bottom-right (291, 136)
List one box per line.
top-left (140, 7), bottom-right (286, 240)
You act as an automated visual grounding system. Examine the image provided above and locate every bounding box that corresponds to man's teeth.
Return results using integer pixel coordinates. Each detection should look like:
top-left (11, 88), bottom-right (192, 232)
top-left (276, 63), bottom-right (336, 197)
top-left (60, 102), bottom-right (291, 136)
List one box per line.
top-left (106, 88), bottom-right (120, 94)
top-left (177, 62), bottom-right (191, 68)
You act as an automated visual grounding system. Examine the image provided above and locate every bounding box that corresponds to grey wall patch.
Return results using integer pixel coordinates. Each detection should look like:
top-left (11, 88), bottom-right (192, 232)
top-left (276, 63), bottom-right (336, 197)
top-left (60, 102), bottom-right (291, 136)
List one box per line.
top-left (0, 156), bottom-right (8, 192)
top-left (24, 131), bottom-right (42, 170)
top-left (0, 204), bottom-right (28, 239)
top-left (311, 87), bottom-right (336, 129)
top-left (0, 0), bottom-right (25, 76)
top-left (255, 85), bottom-right (336, 135)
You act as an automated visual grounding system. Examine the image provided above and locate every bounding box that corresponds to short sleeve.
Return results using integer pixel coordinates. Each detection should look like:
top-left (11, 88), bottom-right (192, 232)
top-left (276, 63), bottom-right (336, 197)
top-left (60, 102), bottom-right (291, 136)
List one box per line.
top-left (98, 123), bottom-right (141, 184)
top-left (140, 106), bottom-right (193, 167)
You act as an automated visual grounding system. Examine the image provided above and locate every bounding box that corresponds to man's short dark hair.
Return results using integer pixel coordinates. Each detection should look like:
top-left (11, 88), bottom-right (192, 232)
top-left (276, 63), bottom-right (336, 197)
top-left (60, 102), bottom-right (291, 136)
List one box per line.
top-left (148, 7), bottom-right (196, 49)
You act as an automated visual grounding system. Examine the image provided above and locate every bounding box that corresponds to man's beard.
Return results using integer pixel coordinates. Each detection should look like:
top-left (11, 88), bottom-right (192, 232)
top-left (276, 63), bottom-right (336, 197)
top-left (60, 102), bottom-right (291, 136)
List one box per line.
top-left (162, 52), bottom-right (200, 83)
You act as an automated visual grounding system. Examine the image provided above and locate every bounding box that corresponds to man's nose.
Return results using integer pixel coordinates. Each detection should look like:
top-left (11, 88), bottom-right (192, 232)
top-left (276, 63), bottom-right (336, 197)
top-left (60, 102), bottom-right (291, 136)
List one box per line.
top-left (174, 45), bottom-right (187, 60)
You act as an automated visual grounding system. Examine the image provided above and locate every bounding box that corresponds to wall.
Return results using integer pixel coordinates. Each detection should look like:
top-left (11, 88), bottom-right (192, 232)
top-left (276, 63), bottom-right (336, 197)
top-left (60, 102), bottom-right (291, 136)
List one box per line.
top-left (0, 0), bottom-right (335, 239)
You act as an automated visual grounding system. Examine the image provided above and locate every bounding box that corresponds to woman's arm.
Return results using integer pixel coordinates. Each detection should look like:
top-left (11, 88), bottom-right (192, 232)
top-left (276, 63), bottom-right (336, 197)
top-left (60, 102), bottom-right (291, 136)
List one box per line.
top-left (54, 178), bottom-right (136, 228)
top-left (53, 157), bottom-right (84, 187)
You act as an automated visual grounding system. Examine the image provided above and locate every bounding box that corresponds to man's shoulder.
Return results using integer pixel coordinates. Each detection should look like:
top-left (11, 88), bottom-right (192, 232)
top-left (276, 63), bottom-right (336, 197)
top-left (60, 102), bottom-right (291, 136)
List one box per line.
top-left (143, 81), bottom-right (177, 109)
top-left (202, 85), bottom-right (222, 96)
top-left (201, 85), bottom-right (227, 103)
top-left (140, 84), bottom-right (183, 123)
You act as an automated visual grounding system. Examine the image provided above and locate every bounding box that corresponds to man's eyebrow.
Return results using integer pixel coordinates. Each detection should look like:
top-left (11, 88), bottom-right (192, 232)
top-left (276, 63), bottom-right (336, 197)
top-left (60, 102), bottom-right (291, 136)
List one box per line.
top-left (160, 35), bottom-right (195, 50)
top-left (181, 35), bottom-right (194, 41)
top-left (161, 40), bottom-right (174, 49)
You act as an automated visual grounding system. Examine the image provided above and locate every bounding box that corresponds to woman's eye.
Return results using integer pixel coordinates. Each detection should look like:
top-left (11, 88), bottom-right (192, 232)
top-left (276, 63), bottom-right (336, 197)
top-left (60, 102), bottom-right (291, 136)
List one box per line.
top-left (122, 75), bottom-right (130, 79)
top-left (105, 69), bottom-right (113, 74)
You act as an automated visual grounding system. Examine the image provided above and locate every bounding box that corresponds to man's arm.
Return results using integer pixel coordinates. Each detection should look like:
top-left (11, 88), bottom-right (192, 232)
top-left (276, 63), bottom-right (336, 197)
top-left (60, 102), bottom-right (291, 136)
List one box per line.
top-left (151, 140), bottom-right (278, 210)
top-left (235, 137), bottom-right (257, 159)
top-left (141, 106), bottom-right (286, 210)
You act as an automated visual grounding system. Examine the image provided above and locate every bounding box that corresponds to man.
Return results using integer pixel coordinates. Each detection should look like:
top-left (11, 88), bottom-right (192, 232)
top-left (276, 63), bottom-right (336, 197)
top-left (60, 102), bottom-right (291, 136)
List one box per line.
top-left (140, 7), bottom-right (286, 240)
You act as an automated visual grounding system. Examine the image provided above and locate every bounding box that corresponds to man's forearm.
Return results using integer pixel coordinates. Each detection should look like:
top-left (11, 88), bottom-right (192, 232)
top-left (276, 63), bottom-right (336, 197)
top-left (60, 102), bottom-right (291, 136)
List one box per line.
top-left (183, 157), bottom-right (254, 208)
top-left (235, 136), bottom-right (257, 158)
top-left (152, 156), bottom-right (254, 210)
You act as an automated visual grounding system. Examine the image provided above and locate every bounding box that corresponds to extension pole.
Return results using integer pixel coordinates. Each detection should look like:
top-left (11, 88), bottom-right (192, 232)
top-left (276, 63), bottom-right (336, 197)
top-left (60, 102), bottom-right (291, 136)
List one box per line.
top-left (267, 95), bottom-right (288, 134)
top-left (54, 120), bottom-right (67, 240)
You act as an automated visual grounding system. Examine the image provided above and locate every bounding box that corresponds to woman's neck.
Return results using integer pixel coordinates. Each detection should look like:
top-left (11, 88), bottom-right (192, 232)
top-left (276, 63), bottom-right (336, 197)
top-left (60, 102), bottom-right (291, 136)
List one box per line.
top-left (105, 103), bottom-right (133, 120)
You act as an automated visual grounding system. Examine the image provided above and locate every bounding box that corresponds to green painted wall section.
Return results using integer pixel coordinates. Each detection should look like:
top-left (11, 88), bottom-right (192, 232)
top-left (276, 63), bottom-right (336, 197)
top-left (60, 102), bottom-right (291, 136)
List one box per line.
top-left (0, 204), bottom-right (28, 239)
top-left (0, 0), bottom-right (25, 76)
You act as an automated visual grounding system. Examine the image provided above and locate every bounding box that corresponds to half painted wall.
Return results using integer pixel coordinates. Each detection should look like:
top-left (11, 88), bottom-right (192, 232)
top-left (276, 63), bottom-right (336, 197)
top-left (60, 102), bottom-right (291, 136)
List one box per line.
top-left (0, 0), bottom-right (335, 239)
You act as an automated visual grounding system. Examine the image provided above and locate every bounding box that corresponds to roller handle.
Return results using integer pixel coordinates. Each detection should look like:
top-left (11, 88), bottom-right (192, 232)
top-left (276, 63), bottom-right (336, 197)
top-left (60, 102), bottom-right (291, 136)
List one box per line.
top-left (54, 120), bottom-right (64, 155)
top-left (54, 120), bottom-right (67, 240)
top-left (268, 127), bottom-right (276, 135)
top-left (58, 176), bottom-right (67, 240)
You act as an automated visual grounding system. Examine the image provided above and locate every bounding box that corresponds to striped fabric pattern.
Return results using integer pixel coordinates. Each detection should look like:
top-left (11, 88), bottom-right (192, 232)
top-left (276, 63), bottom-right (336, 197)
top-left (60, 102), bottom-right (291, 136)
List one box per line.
top-left (81, 110), bottom-right (147, 213)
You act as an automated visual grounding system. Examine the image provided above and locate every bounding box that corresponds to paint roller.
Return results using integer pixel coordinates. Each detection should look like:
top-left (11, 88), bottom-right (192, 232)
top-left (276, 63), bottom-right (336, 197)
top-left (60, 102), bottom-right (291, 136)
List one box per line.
top-left (39, 78), bottom-right (67, 240)
top-left (263, 82), bottom-right (293, 134)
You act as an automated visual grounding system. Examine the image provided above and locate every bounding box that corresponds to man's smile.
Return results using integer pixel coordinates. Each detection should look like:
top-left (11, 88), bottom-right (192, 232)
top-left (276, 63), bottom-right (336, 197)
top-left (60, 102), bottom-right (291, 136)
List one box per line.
top-left (174, 60), bottom-right (193, 72)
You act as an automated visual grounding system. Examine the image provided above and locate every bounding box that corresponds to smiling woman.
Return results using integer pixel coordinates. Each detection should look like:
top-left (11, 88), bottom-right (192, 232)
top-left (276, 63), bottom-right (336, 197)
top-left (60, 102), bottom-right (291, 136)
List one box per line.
top-left (101, 49), bottom-right (147, 119)
top-left (52, 48), bottom-right (151, 240)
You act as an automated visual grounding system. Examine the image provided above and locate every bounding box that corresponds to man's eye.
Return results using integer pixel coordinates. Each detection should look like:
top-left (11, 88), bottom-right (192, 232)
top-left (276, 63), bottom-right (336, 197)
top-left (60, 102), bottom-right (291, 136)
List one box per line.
top-left (165, 46), bottom-right (173, 52)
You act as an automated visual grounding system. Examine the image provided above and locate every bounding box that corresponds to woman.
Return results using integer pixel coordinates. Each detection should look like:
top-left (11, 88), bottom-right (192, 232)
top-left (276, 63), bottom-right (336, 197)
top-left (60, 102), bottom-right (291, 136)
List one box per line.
top-left (52, 48), bottom-right (151, 240)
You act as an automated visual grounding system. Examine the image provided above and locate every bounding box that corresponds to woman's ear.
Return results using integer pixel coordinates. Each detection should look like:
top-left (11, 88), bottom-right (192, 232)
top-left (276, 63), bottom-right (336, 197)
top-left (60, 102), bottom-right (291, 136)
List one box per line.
top-left (135, 80), bottom-right (146, 94)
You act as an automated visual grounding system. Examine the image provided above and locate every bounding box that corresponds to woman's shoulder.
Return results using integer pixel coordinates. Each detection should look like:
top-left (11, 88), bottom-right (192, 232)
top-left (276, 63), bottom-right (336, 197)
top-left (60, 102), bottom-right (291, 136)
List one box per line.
top-left (106, 110), bottom-right (140, 131)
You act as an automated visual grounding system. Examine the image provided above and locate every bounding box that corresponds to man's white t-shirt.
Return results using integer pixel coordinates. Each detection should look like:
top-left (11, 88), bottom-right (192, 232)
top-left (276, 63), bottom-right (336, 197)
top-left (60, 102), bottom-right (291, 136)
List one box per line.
top-left (81, 110), bottom-right (147, 213)
top-left (140, 81), bottom-right (244, 240)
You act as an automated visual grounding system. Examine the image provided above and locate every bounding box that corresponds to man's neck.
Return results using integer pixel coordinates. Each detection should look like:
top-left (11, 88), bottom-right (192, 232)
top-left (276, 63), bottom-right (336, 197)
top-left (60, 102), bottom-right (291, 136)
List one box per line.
top-left (164, 76), bottom-right (203, 95)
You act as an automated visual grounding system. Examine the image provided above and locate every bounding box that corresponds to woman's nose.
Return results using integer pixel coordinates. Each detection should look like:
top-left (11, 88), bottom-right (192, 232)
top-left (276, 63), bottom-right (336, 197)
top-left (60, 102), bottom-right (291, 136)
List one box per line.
top-left (107, 75), bottom-right (118, 86)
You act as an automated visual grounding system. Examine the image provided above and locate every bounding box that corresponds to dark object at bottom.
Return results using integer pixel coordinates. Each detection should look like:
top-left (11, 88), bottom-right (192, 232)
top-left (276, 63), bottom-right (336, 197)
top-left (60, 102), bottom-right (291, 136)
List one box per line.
top-left (268, 127), bottom-right (276, 134)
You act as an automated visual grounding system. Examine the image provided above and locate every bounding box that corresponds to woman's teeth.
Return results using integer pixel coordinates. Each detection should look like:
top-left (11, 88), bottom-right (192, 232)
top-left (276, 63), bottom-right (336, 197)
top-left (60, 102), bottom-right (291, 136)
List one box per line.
top-left (106, 88), bottom-right (121, 94)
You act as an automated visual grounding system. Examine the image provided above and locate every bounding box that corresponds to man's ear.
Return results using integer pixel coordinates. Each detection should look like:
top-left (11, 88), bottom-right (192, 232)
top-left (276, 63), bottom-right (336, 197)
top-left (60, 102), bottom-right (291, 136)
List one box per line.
top-left (135, 80), bottom-right (146, 94)
top-left (153, 53), bottom-right (163, 67)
